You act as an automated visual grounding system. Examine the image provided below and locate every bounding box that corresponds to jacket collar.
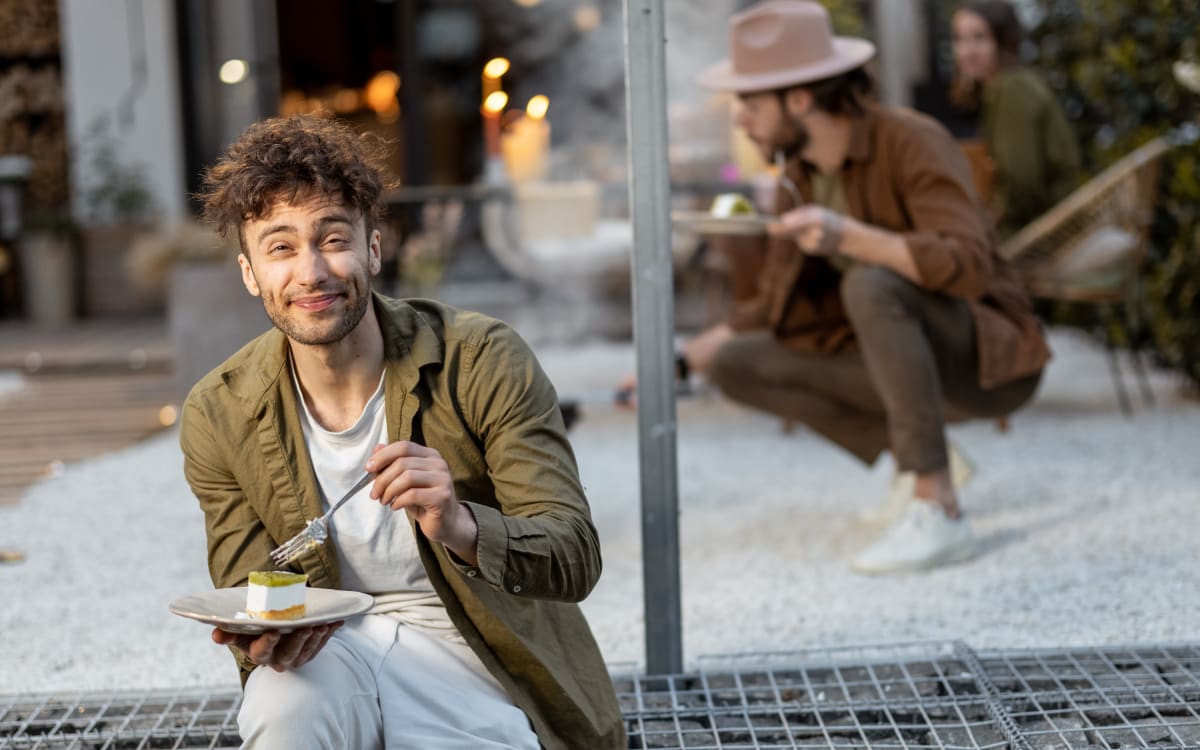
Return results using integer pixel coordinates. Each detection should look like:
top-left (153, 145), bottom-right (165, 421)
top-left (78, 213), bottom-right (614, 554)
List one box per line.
top-left (789, 100), bottom-right (877, 179)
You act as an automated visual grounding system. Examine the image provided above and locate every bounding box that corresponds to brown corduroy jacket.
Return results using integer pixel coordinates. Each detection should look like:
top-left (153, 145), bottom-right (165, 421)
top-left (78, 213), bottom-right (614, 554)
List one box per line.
top-left (180, 294), bottom-right (625, 749)
top-left (728, 101), bottom-right (1050, 389)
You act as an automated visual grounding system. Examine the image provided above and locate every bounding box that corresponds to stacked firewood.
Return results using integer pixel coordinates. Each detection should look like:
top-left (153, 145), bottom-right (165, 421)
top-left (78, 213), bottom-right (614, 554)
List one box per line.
top-left (0, 0), bottom-right (68, 216)
top-left (0, 0), bottom-right (60, 57)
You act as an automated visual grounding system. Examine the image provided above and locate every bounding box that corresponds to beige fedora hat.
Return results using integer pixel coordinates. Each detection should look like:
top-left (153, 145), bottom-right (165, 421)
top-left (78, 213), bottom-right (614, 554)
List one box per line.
top-left (697, 0), bottom-right (876, 93)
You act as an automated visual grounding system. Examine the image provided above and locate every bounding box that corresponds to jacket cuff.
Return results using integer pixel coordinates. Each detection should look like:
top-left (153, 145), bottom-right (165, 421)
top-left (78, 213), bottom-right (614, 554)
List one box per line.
top-left (453, 501), bottom-right (507, 589)
top-left (904, 231), bottom-right (977, 295)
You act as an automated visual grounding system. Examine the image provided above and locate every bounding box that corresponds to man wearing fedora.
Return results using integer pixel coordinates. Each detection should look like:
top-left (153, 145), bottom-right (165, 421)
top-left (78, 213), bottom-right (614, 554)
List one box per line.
top-left (681, 0), bottom-right (1050, 573)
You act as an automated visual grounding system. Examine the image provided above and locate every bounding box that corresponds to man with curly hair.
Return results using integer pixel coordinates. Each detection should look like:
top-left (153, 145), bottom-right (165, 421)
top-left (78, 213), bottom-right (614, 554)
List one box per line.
top-left (180, 114), bottom-right (623, 749)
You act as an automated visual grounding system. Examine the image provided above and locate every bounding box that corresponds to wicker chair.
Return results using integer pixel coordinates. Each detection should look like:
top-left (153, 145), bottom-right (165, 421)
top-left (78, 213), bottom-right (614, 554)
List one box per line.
top-left (997, 136), bottom-right (1175, 414)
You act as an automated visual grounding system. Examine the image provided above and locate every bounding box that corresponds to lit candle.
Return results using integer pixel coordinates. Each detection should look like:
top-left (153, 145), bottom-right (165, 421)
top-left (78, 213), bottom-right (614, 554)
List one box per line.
top-left (482, 57), bottom-right (510, 100)
top-left (501, 95), bottom-right (551, 182)
top-left (482, 90), bottom-right (508, 158)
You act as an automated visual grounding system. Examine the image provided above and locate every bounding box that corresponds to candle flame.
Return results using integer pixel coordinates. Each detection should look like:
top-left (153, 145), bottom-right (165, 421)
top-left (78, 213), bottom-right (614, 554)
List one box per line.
top-left (526, 95), bottom-right (549, 120)
top-left (483, 91), bottom-right (509, 114)
top-left (365, 70), bottom-right (401, 114)
top-left (483, 57), bottom-right (510, 80)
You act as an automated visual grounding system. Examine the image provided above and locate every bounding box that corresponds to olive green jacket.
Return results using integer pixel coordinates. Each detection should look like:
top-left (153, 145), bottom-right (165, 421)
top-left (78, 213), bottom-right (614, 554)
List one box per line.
top-left (983, 67), bottom-right (1082, 238)
top-left (179, 294), bottom-right (625, 750)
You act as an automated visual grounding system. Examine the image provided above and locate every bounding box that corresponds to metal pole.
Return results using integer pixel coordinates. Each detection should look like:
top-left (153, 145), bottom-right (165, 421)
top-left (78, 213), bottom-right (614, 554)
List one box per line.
top-left (621, 0), bottom-right (682, 675)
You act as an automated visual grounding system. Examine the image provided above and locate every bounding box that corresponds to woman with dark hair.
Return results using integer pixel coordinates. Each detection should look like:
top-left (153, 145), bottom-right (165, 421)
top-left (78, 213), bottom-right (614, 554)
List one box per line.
top-left (951, 0), bottom-right (1080, 238)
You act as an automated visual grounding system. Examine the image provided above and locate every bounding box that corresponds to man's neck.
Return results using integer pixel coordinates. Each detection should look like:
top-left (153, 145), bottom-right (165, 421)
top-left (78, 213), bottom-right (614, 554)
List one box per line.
top-left (289, 306), bottom-right (386, 432)
top-left (801, 112), bottom-right (852, 175)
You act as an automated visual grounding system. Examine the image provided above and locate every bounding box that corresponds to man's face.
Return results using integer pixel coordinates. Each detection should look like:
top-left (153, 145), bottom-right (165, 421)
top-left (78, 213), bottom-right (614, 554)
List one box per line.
top-left (734, 90), bottom-right (810, 162)
top-left (238, 193), bottom-right (381, 347)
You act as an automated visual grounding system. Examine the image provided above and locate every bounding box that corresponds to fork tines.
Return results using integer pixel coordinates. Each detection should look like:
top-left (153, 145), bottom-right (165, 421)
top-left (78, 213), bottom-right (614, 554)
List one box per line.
top-left (269, 522), bottom-right (323, 567)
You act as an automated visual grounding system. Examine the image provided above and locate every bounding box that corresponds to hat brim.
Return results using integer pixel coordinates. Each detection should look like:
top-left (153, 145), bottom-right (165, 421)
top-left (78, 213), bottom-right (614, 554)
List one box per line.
top-left (696, 37), bottom-right (876, 93)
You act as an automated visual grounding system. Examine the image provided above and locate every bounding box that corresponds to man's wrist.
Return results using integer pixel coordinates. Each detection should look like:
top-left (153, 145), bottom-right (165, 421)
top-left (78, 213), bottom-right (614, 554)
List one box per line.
top-left (444, 501), bottom-right (481, 567)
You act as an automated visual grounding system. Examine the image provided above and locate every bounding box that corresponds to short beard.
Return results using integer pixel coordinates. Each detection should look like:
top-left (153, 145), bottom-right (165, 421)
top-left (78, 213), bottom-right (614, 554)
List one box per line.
top-left (264, 283), bottom-right (370, 347)
top-left (777, 114), bottom-right (810, 161)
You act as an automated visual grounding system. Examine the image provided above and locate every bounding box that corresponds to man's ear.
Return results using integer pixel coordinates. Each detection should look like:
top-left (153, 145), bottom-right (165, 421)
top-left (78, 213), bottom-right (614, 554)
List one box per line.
top-left (783, 87), bottom-right (813, 118)
top-left (367, 229), bottom-right (382, 276)
top-left (238, 253), bottom-right (261, 297)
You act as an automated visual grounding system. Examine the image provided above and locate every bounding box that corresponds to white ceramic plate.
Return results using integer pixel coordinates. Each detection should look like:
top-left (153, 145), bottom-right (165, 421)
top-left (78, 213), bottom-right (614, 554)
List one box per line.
top-left (671, 211), bottom-right (775, 236)
top-left (169, 587), bottom-right (373, 635)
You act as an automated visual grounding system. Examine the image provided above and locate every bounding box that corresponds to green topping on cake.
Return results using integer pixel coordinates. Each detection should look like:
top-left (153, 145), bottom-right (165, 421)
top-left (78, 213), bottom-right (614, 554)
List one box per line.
top-left (710, 193), bottom-right (755, 218)
top-left (249, 570), bottom-right (308, 587)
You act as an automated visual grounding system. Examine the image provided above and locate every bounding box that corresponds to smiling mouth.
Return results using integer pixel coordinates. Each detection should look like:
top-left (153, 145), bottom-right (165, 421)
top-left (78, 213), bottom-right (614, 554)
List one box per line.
top-left (290, 293), bottom-right (341, 311)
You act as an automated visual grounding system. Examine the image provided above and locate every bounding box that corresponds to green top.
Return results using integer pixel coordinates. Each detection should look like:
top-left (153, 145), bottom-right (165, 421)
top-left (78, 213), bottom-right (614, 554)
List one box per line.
top-left (982, 66), bottom-right (1082, 238)
top-left (248, 570), bottom-right (307, 587)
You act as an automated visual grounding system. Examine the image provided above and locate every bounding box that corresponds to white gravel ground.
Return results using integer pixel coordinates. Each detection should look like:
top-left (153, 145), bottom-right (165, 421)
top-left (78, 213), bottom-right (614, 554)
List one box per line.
top-left (2, 327), bottom-right (1197, 693)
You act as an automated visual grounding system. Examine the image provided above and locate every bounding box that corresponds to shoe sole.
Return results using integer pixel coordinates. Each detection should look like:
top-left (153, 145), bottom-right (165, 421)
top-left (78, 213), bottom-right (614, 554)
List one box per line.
top-left (850, 540), bottom-right (978, 576)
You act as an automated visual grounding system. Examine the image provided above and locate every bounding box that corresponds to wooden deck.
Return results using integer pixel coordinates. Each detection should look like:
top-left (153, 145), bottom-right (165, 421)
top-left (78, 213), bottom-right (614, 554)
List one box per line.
top-left (0, 317), bottom-right (177, 507)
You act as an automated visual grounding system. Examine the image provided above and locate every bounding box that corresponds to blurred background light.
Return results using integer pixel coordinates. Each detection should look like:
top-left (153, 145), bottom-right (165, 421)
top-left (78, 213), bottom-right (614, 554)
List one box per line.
top-left (526, 94), bottom-right (549, 120)
top-left (218, 59), bottom-right (249, 85)
top-left (574, 5), bottom-right (601, 32)
top-left (483, 57), bottom-right (510, 80)
top-left (483, 90), bottom-right (509, 115)
top-left (365, 70), bottom-right (402, 113)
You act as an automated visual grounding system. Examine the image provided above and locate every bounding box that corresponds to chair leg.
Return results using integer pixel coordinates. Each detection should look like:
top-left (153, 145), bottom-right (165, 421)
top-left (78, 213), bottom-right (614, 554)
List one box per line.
top-left (1099, 305), bottom-right (1133, 416)
top-left (1129, 348), bottom-right (1156, 407)
top-left (1105, 344), bottom-right (1133, 416)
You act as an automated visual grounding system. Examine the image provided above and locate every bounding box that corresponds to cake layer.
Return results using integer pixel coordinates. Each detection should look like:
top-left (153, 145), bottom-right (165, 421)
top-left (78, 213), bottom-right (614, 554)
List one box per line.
top-left (248, 570), bottom-right (308, 587)
top-left (247, 603), bottom-right (306, 621)
top-left (246, 570), bottom-right (308, 620)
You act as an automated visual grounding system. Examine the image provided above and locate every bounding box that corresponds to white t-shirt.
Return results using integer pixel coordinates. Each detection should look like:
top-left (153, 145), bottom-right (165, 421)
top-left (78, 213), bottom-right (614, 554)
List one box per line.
top-left (291, 364), bottom-right (457, 636)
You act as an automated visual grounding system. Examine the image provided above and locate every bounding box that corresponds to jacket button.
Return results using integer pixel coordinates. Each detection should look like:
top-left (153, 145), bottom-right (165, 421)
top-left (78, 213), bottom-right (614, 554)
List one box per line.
top-left (511, 585), bottom-right (522, 593)
top-left (466, 569), bottom-right (478, 578)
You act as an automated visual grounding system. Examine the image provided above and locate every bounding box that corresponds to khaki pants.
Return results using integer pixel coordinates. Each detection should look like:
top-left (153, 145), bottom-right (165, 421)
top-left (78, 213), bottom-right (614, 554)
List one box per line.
top-left (709, 266), bottom-right (1041, 473)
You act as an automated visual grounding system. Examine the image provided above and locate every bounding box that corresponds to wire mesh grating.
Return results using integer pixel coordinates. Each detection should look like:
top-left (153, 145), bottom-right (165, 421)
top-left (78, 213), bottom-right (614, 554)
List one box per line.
top-left (3, 642), bottom-right (1198, 749)
top-left (977, 644), bottom-right (1200, 749)
top-left (0, 689), bottom-right (242, 749)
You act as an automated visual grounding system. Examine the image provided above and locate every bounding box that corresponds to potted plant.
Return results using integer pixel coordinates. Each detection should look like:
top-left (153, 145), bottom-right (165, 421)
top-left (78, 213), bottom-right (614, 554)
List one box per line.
top-left (74, 117), bottom-right (161, 317)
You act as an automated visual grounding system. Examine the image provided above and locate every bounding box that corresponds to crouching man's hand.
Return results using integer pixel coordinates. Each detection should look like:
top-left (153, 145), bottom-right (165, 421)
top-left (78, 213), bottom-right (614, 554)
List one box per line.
top-left (212, 622), bottom-right (342, 673)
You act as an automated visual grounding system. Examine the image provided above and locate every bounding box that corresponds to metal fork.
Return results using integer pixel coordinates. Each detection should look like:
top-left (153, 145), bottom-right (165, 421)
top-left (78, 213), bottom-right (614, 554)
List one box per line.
top-left (775, 150), bottom-right (804, 207)
top-left (269, 472), bottom-right (375, 567)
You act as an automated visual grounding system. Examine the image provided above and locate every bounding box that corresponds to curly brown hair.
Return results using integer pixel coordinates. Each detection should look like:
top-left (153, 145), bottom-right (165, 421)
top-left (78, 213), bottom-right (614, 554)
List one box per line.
top-left (199, 114), bottom-right (396, 251)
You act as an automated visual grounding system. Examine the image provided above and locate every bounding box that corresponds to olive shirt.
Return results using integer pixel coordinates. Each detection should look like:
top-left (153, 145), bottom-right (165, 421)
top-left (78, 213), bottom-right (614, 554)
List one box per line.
top-left (726, 101), bottom-right (1050, 389)
top-left (982, 66), bottom-right (1081, 238)
top-left (179, 294), bottom-right (625, 750)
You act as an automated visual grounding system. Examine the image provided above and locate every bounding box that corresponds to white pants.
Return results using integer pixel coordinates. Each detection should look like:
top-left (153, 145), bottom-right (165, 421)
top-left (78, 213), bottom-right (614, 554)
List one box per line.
top-left (238, 614), bottom-right (540, 749)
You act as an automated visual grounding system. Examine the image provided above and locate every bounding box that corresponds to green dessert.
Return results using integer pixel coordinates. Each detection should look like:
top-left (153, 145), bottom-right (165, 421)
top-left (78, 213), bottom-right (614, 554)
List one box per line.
top-left (246, 570), bottom-right (308, 620)
top-left (710, 193), bottom-right (755, 218)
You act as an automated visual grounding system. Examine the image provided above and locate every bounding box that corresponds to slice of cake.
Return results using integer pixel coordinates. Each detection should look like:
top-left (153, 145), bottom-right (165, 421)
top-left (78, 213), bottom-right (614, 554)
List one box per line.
top-left (246, 571), bottom-right (308, 620)
top-left (710, 192), bottom-right (755, 218)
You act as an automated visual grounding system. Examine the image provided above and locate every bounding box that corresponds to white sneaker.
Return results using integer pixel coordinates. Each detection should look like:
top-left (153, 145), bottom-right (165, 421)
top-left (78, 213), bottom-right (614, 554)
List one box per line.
top-left (857, 442), bottom-right (975, 526)
top-left (851, 500), bottom-right (977, 574)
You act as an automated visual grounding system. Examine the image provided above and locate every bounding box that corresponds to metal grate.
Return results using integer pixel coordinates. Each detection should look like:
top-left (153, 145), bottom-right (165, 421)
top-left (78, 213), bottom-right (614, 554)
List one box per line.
top-left (3, 642), bottom-right (1198, 749)
top-left (620, 641), bottom-right (1010, 749)
top-left (977, 644), bottom-right (1200, 749)
top-left (0, 689), bottom-right (242, 750)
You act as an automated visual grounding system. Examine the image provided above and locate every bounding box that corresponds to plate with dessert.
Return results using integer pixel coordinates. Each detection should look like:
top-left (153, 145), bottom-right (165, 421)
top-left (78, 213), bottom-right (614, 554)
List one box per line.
top-left (169, 571), bottom-right (373, 634)
top-left (671, 192), bottom-right (776, 236)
